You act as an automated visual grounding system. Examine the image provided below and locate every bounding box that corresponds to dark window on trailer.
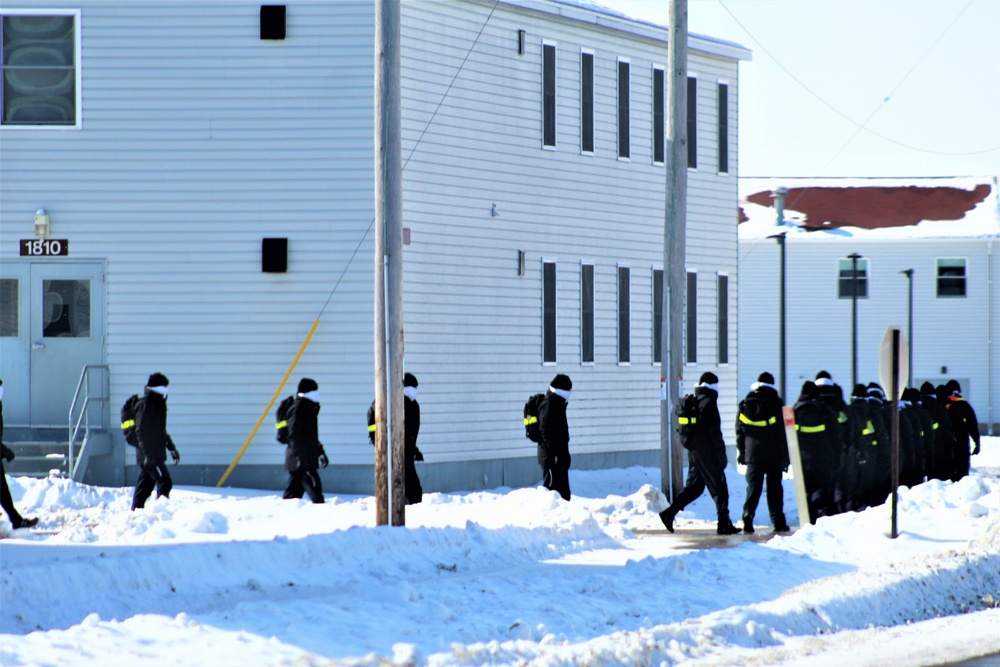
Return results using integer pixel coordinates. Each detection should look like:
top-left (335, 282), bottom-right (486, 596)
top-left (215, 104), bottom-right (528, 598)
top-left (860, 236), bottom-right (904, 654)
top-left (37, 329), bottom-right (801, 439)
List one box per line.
top-left (837, 258), bottom-right (869, 299)
top-left (618, 266), bottom-right (630, 363)
top-left (937, 258), bottom-right (967, 297)
top-left (717, 83), bottom-right (728, 173)
top-left (618, 60), bottom-right (630, 159)
top-left (653, 269), bottom-right (663, 363)
top-left (686, 272), bottom-right (697, 363)
top-left (581, 52), bottom-right (594, 153)
top-left (717, 274), bottom-right (729, 364)
top-left (1, 14), bottom-right (77, 126)
top-left (687, 77), bottom-right (697, 168)
top-left (581, 264), bottom-right (594, 363)
top-left (543, 261), bottom-right (557, 362)
top-left (653, 68), bottom-right (665, 164)
top-left (543, 44), bottom-right (556, 147)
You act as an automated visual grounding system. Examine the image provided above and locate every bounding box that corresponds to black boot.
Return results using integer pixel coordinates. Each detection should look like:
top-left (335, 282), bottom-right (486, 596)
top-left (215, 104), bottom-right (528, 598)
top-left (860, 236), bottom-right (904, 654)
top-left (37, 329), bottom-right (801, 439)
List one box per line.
top-left (658, 508), bottom-right (676, 533)
top-left (717, 519), bottom-right (741, 535)
top-left (742, 516), bottom-right (754, 534)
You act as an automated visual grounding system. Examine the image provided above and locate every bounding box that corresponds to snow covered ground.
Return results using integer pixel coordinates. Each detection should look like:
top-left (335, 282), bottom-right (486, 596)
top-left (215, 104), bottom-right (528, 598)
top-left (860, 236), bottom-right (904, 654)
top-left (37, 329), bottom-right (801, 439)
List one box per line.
top-left (2, 438), bottom-right (999, 666)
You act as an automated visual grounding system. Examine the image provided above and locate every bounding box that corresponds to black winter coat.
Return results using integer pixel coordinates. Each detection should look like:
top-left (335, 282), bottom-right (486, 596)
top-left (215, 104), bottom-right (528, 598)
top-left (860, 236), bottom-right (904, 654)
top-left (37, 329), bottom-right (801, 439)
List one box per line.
top-left (946, 397), bottom-right (981, 450)
top-left (793, 396), bottom-right (838, 473)
top-left (691, 386), bottom-right (727, 469)
top-left (285, 397), bottom-right (323, 472)
top-left (538, 391), bottom-right (569, 457)
top-left (404, 396), bottom-right (421, 461)
top-left (135, 390), bottom-right (173, 466)
top-left (735, 385), bottom-right (787, 467)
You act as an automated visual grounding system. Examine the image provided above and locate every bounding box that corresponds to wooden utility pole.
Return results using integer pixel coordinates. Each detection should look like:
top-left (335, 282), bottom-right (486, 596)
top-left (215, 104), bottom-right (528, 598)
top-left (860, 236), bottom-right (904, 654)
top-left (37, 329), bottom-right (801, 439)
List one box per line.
top-left (660, 0), bottom-right (688, 501)
top-left (374, 0), bottom-right (405, 526)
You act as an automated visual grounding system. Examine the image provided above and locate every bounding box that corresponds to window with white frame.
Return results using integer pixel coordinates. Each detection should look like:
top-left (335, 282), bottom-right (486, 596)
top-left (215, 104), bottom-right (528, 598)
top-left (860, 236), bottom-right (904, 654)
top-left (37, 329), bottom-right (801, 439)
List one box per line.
top-left (581, 263), bottom-right (594, 363)
top-left (837, 258), bottom-right (869, 299)
top-left (936, 258), bottom-right (967, 297)
top-left (542, 261), bottom-right (557, 362)
top-left (717, 83), bottom-right (728, 174)
top-left (618, 265), bottom-right (630, 363)
top-left (652, 67), bottom-right (665, 164)
top-left (717, 274), bottom-right (729, 364)
top-left (652, 268), bottom-right (663, 363)
top-left (1, 13), bottom-right (79, 127)
top-left (686, 271), bottom-right (697, 363)
top-left (617, 59), bottom-right (630, 159)
top-left (581, 50), bottom-right (594, 154)
top-left (542, 42), bottom-right (556, 148)
top-left (686, 76), bottom-right (697, 169)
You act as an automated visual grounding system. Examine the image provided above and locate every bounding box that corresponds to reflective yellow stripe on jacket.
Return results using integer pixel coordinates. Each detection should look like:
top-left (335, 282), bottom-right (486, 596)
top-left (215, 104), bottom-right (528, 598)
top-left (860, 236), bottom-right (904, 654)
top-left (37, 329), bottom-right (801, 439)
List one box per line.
top-left (121, 419), bottom-right (135, 430)
top-left (275, 420), bottom-right (288, 430)
top-left (524, 416), bottom-right (538, 426)
top-left (738, 413), bottom-right (777, 428)
top-left (795, 424), bottom-right (826, 433)
top-left (368, 424), bottom-right (377, 433)
top-left (678, 417), bottom-right (697, 426)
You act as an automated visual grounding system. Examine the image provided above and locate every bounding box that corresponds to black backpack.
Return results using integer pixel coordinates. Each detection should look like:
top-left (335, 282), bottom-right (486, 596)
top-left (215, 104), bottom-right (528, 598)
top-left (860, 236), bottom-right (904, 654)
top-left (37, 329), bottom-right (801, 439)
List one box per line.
top-left (523, 393), bottom-right (545, 443)
top-left (675, 393), bottom-right (702, 450)
top-left (738, 393), bottom-right (774, 434)
top-left (275, 395), bottom-right (295, 444)
top-left (120, 394), bottom-right (140, 447)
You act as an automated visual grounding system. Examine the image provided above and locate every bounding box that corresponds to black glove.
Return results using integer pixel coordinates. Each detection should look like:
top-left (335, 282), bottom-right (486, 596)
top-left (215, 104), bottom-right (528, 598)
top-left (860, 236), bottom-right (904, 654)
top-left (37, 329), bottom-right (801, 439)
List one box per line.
top-left (737, 452), bottom-right (746, 466)
top-left (319, 452), bottom-right (329, 468)
top-left (972, 442), bottom-right (981, 456)
top-left (2, 447), bottom-right (15, 463)
top-left (169, 448), bottom-right (180, 465)
top-left (414, 448), bottom-right (424, 462)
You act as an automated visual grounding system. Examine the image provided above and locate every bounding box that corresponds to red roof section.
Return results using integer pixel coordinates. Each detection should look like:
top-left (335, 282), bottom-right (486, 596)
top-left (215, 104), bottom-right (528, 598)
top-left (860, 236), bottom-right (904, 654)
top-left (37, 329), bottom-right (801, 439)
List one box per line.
top-left (742, 184), bottom-right (992, 230)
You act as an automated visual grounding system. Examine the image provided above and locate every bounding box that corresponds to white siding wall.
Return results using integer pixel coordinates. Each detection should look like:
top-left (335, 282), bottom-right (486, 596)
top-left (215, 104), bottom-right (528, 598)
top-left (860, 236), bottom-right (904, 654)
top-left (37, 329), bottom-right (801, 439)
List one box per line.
top-left (400, 0), bottom-right (742, 463)
top-left (738, 236), bottom-right (998, 432)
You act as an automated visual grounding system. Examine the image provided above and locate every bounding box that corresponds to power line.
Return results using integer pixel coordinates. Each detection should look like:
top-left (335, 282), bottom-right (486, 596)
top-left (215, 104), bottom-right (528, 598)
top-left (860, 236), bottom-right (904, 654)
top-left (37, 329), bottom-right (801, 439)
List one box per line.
top-left (717, 0), bottom-right (999, 158)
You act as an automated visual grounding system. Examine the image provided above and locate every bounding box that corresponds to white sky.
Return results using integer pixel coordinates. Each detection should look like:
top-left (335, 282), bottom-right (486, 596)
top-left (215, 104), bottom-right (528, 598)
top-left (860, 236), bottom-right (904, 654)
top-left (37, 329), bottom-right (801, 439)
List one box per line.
top-left (602, 0), bottom-right (1000, 179)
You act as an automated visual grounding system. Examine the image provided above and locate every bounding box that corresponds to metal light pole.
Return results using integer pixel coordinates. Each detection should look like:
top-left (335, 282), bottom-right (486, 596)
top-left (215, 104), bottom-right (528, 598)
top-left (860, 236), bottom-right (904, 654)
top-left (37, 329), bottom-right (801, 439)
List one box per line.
top-left (901, 269), bottom-right (914, 385)
top-left (770, 186), bottom-right (788, 401)
top-left (849, 252), bottom-right (862, 388)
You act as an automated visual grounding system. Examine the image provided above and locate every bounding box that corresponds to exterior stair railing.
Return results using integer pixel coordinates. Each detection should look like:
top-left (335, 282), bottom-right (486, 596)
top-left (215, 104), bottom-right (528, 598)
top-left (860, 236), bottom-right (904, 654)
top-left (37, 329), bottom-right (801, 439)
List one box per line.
top-left (68, 364), bottom-right (110, 481)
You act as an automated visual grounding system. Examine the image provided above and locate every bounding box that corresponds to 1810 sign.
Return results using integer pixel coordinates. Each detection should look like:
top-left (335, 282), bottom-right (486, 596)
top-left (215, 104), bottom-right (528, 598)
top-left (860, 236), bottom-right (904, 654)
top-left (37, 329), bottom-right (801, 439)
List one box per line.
top-left (20, 239), bottom-right (69, 256)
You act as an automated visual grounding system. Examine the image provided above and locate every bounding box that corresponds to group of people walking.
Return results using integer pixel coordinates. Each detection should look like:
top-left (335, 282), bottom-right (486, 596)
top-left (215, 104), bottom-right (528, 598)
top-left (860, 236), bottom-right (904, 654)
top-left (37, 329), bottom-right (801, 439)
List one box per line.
top-left (659, 369), bottom-right (982, 535)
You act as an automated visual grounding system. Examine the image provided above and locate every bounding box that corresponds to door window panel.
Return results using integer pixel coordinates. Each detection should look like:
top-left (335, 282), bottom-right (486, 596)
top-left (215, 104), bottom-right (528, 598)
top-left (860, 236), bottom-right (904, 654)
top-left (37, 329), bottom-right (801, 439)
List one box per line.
top-left (42, 279), bottom-right (90, 337)
top-left (0, 279), bottom-right (17, 336)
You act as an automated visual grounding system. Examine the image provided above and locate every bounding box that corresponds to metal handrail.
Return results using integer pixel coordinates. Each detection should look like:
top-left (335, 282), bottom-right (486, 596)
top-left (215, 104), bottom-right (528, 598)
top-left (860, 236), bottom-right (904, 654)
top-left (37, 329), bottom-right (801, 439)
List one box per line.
top-left (68, 364), bottom-right (110, 481)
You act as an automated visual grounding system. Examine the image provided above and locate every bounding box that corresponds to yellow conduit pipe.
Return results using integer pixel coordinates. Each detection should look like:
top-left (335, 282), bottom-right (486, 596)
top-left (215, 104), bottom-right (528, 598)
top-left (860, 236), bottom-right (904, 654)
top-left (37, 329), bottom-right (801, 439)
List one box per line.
top-left (216, 319), bottom-right (320, 487)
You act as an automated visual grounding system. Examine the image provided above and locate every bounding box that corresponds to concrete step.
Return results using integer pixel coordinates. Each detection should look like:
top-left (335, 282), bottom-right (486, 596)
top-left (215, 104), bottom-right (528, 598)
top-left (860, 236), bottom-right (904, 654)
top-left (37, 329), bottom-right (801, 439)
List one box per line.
top-left (3, 441), bottom-right (69, 478)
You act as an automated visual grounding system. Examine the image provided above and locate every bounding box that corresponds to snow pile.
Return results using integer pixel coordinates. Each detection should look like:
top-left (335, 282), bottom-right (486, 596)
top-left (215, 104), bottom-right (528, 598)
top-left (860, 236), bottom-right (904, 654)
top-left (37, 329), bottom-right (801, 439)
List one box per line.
top-left (2, 438), bottom-right (999, 666)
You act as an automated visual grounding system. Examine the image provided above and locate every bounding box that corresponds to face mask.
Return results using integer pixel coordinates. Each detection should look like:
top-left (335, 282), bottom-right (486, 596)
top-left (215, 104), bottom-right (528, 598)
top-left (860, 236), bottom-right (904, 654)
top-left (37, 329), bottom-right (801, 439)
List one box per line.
top-left (148, 385), bottom-right (169, 397)
top-left (403, 386), bottom-right (418, 401)
top-left (299, 390), bottom-right (320, 403)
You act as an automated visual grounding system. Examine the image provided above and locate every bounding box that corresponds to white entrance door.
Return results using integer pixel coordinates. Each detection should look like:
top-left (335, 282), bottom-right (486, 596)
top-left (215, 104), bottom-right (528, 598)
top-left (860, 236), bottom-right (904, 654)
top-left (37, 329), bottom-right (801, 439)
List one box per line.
top-left (0, 262), bottom-right (105, 427)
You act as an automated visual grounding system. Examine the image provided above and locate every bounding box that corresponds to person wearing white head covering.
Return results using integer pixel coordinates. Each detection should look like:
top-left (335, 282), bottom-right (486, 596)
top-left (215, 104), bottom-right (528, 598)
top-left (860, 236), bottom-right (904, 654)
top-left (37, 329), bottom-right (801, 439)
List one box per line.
top-left (538, 374), bottom-right (573, 501)
top-left (283, 378), bottom-right (328, 504)
top-left (131, 372), bottom-right (180, 510)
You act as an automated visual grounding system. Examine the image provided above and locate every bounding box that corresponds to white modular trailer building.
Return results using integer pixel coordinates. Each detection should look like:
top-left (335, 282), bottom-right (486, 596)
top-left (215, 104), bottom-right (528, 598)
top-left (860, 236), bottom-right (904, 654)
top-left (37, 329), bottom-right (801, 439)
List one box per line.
top-left (737, 177), bottom-right (999, 435)
top-left (0, 0), bottom-right (749, 492)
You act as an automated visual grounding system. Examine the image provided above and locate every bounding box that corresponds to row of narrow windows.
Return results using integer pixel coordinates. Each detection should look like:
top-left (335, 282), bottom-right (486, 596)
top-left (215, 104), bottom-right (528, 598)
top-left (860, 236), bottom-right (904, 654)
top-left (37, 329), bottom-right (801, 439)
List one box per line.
top-left (839, 257), bottom-right (969, 298)
top-left (541, 262), bottom-right (729, 366)
top-left (542, 42), bottom-right (729, 173)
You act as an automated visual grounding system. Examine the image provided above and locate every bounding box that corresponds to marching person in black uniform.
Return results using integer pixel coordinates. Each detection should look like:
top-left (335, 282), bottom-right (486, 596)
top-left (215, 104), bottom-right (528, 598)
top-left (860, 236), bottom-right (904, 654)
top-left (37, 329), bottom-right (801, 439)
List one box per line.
top-left (538, 374), bottom-right (572, 501)
top-left (131, 373), bottom-right (181, 510)
top-left (868, 382), bottom-right (913, 497)
top-left (1, 379), bottom-right (39, 529)
top-left (735, 372), bottom-right (789, 534)
top-left (901, 387), bottom-right (931, 487)
top-left (943, 380), bottom-right (981, 482)
top-left (793, 381), bottom-right (839, 524)
top-left (283, 378), bottom-right (328, 504)
top-left (402, 373), bottom-right (424, 505)
top-left (847, 384), bottom-right (878, 511)
top-left (920, 382), bottom-right (953, 481)
top-left (659, 372), bottom-right (740, 535)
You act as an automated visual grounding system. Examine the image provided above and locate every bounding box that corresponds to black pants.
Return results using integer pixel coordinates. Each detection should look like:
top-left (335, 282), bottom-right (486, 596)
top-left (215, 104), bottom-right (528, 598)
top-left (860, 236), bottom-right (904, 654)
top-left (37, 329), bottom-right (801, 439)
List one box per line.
top-left (132, 462), bottom-right (173, 510)
top-left (284, 468), bottom-right (324, 504)
top-left (742, 461), bottom-right (785, 527)
top-left (539, 448), bottom-right (571, 501)
top-left (1, 459), bottom-right (26, 527)
top-left (668, 449), bottom-right (731, 524)
top-left (405, 458), bottom-right (423, 505)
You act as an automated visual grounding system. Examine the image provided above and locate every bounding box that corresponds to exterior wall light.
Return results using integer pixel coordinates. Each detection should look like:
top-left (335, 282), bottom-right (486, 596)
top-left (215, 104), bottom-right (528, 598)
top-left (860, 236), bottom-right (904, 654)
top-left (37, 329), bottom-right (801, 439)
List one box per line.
top-left (34, 208), bottom-right (50, 238)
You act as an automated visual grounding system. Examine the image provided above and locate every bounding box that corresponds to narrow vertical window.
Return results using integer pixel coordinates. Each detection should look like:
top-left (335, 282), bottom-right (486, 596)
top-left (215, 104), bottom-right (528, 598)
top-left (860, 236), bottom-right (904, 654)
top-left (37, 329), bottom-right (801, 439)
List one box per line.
top-left (581, 263), bottom-right (594, 363)
top-left (717, 83), bottom-right (728, 174)
top-left (652, 67), bottom-right (665, 164)
top-left (937, 258), bottom-right (967, 297)
top-left (543, 261), bottom-right (557, 362)
top-left (581, 51), bottom-right (594, 154)
top-left (542, 43), bottom-right (556, 148)
top-left (717, 274), bottom-right (729, 364)
top-left (686, 271), bottom-right (697, 363)
top-left (652, 269), bottom-right (663, 363)
top-left (687, 76), bottom-right (697, 169)
top-left (838, 258), bottom-right (869, 299)
top-left (618, 266), bottom-right (631, 363)
top-left (617, 59), bottom-right (630, 159)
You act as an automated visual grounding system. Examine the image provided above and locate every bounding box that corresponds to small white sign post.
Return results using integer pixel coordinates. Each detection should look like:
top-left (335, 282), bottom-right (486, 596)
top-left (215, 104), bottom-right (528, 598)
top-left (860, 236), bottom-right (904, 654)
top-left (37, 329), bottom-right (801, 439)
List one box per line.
top-left (879, 326), bottom-right (909, 539)
top-left (782, 406), bottom-right (812, 526)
